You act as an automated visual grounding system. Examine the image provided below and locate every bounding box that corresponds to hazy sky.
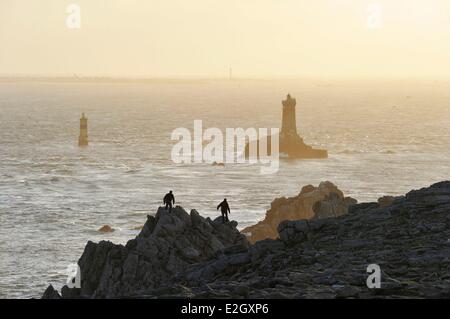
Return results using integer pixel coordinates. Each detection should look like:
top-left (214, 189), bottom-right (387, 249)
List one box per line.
top-left (1, 0), bottom-right (450, 78)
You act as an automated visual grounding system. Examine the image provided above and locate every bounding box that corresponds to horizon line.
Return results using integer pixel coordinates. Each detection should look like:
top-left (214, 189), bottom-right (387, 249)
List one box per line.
top-left (2, 74), bottom-right (450, 83)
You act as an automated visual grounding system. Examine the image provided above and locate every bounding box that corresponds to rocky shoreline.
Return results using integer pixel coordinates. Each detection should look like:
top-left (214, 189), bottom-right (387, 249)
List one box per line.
top-left (43, 181), bottom-right (450, 299)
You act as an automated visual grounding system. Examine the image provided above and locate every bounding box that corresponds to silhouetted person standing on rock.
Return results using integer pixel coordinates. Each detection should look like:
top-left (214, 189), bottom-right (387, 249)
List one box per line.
top-left (217, 198), bottom-right (231, 223)
top-left (163, 191), bottom-right (175, 213)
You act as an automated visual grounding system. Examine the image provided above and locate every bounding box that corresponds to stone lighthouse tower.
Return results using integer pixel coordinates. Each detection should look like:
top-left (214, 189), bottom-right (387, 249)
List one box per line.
top-left (244, 94), bottom-right (328, 159)
top-left (281, 94), bottom-right (297, 137)
top-left (78, 113), bottom-right (88, 147)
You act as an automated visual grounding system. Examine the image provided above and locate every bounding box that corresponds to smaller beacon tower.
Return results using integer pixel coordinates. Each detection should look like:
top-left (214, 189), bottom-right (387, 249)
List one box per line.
top-left (78, 113), bottom-right (88, 147)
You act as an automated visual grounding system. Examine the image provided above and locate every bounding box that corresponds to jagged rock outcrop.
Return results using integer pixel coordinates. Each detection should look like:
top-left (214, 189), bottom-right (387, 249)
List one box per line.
top-left (42, 181), bottom-right (450, 299)
top-left (41, 284), bottom-right (61, 299)
top-left (45, 206), bottom-right (248, 298)
top-left (241, 181), bottom-right (357, 243)
top-left (138, 181), bottom-right (449, 299)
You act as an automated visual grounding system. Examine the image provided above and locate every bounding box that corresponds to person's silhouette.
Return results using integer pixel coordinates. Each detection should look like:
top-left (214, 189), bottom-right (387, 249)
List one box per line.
top-left (163, 190), bottom-right (175, 213)
top-left (217, 198), bottom-right (231, 223)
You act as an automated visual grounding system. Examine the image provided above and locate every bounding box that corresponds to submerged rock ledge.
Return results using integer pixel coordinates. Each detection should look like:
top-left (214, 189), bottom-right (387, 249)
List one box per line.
top-left (42, 181), bottom-right (450, 299)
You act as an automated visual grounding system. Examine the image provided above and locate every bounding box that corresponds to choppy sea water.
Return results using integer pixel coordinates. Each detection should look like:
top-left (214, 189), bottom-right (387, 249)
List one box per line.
top-left (0, 79), bottom-right (449, 298)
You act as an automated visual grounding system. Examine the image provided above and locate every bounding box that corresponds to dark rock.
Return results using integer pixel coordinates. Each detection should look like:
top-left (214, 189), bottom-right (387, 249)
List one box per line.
top-left (333, 285), bottom-right (361, 298)
top-left (41, 181), bottom-right (450, 299)
top-left (41, 285), bottom-right (61, 299)
top-left (348, 202), bottom-right (378, 214)
top-left (50, 206), bottom-right (248, 298)
top-left (377, 196), bottom-right (401, 208)
top-left (61, 285), bottom-right (81, 299)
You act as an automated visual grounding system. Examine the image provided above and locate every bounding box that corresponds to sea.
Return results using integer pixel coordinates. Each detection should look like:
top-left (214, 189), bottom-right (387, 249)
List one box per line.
top-left (0, 78), bottom-right (449, 298)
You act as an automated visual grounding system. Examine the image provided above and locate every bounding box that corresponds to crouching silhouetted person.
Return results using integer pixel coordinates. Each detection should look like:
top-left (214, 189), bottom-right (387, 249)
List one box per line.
top-left (217, 198), bottom-right (231, 223)
top-left (163, 190), bottom-right (175, 213)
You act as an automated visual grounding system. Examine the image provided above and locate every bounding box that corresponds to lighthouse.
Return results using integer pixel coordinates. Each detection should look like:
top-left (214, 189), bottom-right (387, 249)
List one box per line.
top-left (281, 94), bottom-right (298, 137)
top-left (78, 113), bottom-right (88, 147)
top-left (244, 94), bottom-right (328, 159)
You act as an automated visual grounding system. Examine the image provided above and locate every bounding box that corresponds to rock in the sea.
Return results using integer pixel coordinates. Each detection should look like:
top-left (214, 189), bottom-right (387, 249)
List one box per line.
top-left (212, 162), bottom-right (225, 167)
top-left (98, 225), bottom-right (114, 233)
top-left (242, 181), bottom-right (357, 244)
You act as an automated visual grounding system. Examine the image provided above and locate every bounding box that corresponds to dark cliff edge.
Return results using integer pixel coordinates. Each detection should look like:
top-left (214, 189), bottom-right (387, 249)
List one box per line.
top-left (43, 181), bottom-right (450, 299)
